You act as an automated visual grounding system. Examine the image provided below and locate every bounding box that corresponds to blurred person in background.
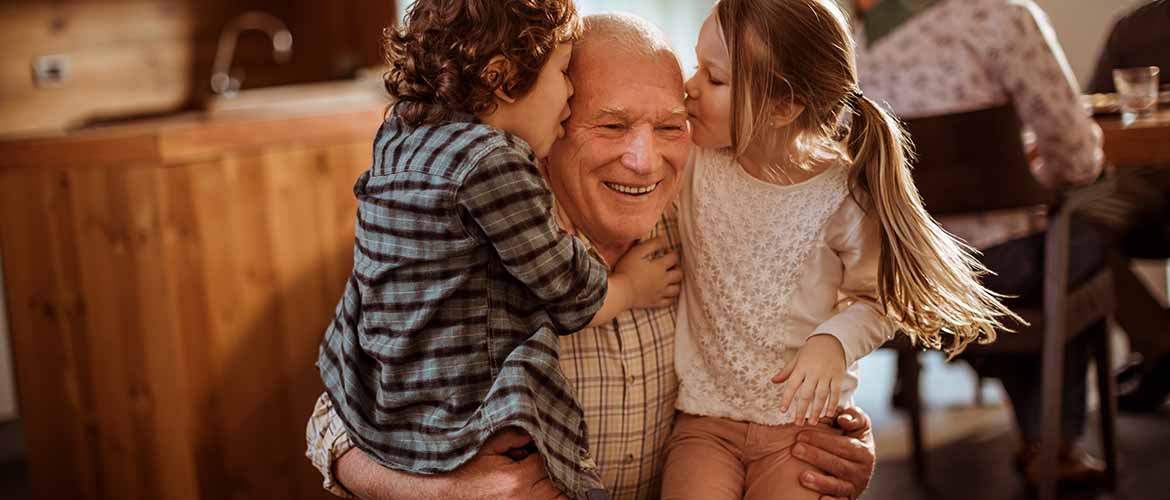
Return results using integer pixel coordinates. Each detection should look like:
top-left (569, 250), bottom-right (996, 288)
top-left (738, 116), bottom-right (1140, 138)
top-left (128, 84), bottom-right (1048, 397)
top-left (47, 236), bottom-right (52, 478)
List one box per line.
top-left (1087, 0), bottom-right (1170, 413)
top-left (852, 0), bottom-right (1109, 488)
top-left (1087, 0), bottom-right (1170, 95)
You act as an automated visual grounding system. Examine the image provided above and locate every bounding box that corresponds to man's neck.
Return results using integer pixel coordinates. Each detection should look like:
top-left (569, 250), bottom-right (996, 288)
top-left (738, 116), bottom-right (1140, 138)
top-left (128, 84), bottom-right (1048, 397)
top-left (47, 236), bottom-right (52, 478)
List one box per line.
top-left (591, 239), bottom-right (636, 269)
top-left (553, 202), bottom-right (636, 268)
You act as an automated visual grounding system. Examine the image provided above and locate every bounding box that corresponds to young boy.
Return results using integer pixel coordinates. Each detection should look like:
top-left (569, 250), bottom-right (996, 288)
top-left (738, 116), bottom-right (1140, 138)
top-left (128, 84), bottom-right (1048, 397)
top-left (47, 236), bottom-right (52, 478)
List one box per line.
top-left (315, 1), bottom-right (681, 499)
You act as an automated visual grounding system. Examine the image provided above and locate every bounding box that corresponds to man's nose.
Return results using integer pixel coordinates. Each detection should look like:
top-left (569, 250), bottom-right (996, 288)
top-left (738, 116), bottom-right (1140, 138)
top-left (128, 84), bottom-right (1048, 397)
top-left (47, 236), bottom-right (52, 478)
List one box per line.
top-left (620, 125), bottom-right (658, 174)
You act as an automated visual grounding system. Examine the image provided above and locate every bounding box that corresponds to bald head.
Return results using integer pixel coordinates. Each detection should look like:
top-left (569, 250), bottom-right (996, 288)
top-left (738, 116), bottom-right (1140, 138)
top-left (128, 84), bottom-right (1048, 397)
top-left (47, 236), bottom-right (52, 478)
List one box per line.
top-left (570, 13), bottom-right (684, 98)
top-left (579, 12), bottom-right (676, 60)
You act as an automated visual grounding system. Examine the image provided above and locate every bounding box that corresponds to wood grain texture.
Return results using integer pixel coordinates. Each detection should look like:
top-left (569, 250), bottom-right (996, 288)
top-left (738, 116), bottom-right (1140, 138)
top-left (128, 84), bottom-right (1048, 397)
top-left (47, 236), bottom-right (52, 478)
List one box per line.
top-left (0, 108), bottom-right (384, 171)
top-left (0, 0), bottom-right (394, 136)
top-left (0, 123), bottom-right (376, 499)
top-left (1097, 109), bottom-right (1170, 167)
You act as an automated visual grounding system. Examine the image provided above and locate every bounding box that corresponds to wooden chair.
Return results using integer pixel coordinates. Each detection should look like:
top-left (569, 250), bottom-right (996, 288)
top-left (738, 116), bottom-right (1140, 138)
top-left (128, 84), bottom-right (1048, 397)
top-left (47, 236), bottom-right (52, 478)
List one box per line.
top-left (885, 105), bottom-right (1119, 500)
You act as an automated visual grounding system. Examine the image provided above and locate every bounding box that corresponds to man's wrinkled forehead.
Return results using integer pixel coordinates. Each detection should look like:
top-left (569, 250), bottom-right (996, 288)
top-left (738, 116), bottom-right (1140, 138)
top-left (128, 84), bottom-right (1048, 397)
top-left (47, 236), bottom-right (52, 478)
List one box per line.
top-left (569, 39), bottom-right (685, 106)
top-left (591, 104), bottom-right (687, 123)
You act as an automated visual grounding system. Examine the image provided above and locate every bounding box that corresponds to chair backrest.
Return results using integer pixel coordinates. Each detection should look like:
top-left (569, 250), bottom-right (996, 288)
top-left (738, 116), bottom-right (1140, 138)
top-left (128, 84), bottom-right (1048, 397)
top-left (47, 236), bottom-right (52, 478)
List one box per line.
top-left (904, 104), bottom-right (1054, 215)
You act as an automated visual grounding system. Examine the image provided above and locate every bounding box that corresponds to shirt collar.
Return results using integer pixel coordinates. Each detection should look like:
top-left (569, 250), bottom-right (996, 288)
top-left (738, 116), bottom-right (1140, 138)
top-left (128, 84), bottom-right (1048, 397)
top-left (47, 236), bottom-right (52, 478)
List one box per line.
top-left (862, 0), bottom-right (944, 46)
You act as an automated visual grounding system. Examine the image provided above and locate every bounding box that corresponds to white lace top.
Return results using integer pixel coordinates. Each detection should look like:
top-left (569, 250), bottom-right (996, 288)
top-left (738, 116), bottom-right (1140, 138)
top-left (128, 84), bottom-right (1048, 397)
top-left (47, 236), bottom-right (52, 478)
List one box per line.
top-left (675, 148), bottom-right (896, 425)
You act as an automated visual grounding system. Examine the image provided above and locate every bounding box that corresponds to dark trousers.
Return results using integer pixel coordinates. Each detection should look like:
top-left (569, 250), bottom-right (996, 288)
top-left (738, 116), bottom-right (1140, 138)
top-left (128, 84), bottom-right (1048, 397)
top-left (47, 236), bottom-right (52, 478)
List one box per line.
top-left (1099, 165), bottom-right (1170, 365)
top-left (964, 218), bottom-right (1108, 442)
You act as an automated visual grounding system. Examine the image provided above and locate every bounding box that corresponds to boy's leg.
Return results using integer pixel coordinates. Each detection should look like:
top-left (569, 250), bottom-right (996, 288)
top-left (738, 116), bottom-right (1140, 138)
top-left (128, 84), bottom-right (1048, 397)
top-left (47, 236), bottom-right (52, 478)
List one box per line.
top-left (743, 423), bottom-right (837, 500)
top-left (660, 413), bottom-right (747, 500)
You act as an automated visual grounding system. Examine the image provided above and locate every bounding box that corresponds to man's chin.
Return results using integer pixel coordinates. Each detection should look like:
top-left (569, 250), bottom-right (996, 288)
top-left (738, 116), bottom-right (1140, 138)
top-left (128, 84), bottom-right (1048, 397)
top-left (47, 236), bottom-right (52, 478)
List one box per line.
top-left (597, 207), bottom-right (666, 241)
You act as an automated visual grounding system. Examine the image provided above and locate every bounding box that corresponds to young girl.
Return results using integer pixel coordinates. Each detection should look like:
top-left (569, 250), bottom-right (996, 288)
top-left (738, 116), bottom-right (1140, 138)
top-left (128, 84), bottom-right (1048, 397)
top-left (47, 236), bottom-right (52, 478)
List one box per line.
top-left (662, 0), bottom-right (1018, 498)
top-left (315, 2), bottom-right (679, 499)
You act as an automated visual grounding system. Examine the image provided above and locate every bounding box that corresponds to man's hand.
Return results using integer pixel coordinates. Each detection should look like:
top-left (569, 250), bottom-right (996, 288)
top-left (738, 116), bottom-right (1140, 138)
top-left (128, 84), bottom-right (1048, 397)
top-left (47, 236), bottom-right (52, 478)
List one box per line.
top-left (792, 407), bottom-right (876, 500)
top-left (335, 428), bottom-right (567, 500)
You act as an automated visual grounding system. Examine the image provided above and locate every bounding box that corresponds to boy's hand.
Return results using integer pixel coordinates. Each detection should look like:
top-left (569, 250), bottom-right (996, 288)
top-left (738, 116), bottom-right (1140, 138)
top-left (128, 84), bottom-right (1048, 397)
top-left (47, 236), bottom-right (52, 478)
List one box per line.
top-left (612, 237), bottom-right (682, 309)
top-left (773, 334), bottom-right (847, 426)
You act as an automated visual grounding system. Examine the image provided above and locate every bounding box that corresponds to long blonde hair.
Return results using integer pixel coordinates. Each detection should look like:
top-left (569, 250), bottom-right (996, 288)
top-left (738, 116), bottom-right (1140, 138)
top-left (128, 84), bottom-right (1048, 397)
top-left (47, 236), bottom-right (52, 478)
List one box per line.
top-left (715, 0), bottom-right (1020, 356)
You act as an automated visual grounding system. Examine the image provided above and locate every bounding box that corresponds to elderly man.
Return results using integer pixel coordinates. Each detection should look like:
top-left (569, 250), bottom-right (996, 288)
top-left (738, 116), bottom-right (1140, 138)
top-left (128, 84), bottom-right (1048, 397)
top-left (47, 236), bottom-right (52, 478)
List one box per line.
top-left (1087, 0), bottom-right (1170, 413)
top-left (306, 13), bottom-right (877, 500)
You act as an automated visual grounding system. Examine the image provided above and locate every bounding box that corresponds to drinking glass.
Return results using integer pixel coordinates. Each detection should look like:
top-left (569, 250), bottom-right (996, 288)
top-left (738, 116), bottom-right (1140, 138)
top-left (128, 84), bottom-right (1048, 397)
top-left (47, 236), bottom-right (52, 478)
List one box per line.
top-left (1113, 66), bottom-right (1160, 125)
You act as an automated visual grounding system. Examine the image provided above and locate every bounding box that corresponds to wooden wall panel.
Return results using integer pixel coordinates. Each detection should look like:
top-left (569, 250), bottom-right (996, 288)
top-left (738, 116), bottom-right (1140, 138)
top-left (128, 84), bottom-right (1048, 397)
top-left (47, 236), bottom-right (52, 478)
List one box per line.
top-left (0, 0), bottom-right (395, 136)
top-left (0, 2), bottom-right (195, 136)
top-left (0, 136), bottom-right (371, 499)
top-left (0, 169), bottom-right (95, 500)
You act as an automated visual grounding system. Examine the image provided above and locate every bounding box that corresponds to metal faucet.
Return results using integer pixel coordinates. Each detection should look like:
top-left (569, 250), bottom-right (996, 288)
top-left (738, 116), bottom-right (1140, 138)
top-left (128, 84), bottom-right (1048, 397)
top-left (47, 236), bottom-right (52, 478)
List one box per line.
top-left (210, 12), bottom-right (293, 96)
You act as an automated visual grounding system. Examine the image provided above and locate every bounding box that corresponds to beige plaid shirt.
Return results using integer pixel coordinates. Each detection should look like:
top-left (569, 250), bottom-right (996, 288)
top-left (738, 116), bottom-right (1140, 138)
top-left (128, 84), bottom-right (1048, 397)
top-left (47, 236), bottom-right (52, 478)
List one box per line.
top-left (307, 206), bottom-right (681, 500)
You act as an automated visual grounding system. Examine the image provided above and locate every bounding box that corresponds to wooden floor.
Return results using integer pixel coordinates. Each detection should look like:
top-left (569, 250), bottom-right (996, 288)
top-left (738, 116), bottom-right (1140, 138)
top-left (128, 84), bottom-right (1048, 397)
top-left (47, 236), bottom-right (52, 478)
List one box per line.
top-left (869, 409), bottom-right (1170, 500)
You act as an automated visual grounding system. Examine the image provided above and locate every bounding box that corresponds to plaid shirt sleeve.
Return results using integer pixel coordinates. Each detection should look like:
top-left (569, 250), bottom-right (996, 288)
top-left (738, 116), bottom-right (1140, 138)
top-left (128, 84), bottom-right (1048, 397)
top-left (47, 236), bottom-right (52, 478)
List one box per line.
top-left (457, 147), bottom-right (608, 334)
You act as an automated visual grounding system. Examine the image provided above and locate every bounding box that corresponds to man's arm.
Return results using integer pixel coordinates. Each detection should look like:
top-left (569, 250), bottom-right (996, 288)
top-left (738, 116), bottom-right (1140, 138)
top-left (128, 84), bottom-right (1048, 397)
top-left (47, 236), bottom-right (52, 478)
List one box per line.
top-left (793, 407), bottom-right (876, 500)
top-left (991, 2), bottom-right (1104, 189)
top-left (335, 429), bottom-right (567, 500)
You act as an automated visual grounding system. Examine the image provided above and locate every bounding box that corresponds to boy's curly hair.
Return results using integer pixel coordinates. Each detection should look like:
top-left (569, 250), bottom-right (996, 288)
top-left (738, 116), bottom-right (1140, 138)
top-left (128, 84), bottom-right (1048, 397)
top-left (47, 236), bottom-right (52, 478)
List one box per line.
top-left (384, 0), bottom-right (582, 127)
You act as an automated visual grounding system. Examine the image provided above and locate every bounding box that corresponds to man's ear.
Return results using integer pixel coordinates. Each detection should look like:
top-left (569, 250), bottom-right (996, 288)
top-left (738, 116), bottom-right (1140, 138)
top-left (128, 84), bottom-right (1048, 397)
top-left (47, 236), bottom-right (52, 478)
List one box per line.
top-left (482, 55), bottom-right (518, 104)
top-left (769, 100), bottom-right (806, 128)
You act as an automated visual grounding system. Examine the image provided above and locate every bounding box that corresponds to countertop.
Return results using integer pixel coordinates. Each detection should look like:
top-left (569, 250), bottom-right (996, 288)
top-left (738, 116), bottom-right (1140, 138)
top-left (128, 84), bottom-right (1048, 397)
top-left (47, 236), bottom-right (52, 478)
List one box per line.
top-left (0, 77), bottom-right (390, 170)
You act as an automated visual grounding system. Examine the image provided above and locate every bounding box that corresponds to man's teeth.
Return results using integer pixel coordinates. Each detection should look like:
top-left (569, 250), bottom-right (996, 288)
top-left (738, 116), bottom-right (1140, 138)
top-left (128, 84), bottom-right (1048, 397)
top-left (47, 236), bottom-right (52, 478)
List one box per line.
top-left (605, 182), bottom-right (659, 195)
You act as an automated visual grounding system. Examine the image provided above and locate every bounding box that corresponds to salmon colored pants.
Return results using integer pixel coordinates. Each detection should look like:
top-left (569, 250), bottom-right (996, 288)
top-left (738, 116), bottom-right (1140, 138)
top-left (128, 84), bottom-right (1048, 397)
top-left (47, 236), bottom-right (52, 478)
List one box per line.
top-left (660, 412), bottom-right (838, 500)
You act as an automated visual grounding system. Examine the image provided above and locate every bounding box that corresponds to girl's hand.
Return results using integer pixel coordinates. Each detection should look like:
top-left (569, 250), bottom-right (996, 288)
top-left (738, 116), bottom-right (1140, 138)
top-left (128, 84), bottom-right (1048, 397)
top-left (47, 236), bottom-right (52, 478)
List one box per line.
top-left (612, 237), bottom-right (683, 309)
top-left (773, 334), bottom-right (847, 426)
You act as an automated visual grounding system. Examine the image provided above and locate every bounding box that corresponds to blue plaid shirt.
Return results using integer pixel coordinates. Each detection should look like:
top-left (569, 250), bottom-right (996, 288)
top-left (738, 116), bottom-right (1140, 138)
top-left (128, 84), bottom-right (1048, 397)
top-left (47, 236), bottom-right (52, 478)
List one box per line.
top-left (317, 113), bottom-right (609, 499)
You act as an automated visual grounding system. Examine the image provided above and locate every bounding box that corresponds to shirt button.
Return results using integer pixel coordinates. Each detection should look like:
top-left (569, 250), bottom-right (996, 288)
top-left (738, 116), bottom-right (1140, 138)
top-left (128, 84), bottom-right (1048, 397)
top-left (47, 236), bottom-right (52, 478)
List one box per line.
top-left (624, 453), bottom-right (636, 464)
top-left (627, 375), bottom-right (638, 385)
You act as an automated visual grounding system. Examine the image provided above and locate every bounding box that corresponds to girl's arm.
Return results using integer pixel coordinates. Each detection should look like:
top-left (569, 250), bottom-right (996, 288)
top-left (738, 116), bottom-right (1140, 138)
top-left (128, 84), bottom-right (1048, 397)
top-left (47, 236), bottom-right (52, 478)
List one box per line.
top-left (808, 201), bottom-right (896, 367)
top-left (774, 201), bottom-right (894, 425)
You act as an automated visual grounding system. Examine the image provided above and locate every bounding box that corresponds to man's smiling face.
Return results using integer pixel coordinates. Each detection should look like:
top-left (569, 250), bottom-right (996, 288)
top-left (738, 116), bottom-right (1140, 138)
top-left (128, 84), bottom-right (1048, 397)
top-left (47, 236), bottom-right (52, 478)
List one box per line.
top-left (545, 40), bottom-right (691, 248)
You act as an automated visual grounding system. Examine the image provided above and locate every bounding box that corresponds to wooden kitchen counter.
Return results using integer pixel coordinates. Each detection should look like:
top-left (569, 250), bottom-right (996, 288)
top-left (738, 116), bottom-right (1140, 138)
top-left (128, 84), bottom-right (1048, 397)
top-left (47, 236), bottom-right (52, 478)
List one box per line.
top-left (0, 95), bottom-right (386, 500)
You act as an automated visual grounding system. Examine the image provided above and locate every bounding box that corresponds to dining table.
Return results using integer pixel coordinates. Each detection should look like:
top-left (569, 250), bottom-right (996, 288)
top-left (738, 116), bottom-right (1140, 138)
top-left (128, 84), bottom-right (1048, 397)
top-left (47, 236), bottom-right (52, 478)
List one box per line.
top-left (1096, 107), bottom-right (1170, 168)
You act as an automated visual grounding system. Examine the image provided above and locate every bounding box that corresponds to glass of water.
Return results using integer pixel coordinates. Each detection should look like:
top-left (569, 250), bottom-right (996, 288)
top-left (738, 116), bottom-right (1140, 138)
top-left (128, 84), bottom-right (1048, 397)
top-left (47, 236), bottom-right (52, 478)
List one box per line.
top-left (1113, 66), bottom-right (1160, 125)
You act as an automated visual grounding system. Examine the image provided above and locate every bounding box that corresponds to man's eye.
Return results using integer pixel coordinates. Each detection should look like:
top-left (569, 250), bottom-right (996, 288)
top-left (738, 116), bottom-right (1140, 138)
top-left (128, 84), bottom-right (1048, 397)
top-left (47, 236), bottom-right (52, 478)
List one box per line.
top-left (658, 125), bottom-right (684, 132)
top-left (600, 124), bottom-right (625, 130)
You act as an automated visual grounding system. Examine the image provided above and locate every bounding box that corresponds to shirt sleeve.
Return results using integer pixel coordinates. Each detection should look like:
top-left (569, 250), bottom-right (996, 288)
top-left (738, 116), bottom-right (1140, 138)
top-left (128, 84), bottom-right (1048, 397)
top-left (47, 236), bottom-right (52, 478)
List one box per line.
top-left (989, 2), bottom-right (1104, 189)
top-left (305, 393), bottom-right (357, 498)
top-left (457, 146), bottom-right (608, 334)
top-left (808, 201), bottom-right (896, 367)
